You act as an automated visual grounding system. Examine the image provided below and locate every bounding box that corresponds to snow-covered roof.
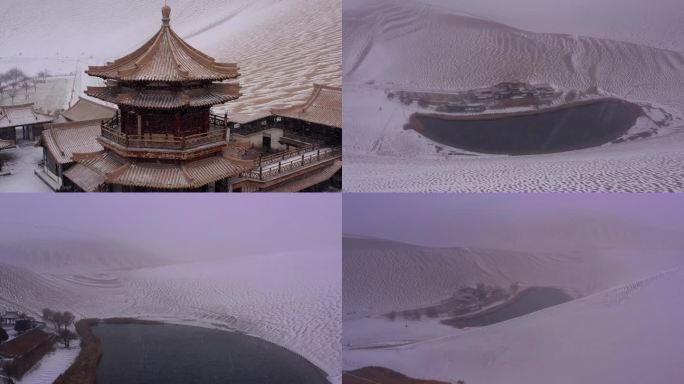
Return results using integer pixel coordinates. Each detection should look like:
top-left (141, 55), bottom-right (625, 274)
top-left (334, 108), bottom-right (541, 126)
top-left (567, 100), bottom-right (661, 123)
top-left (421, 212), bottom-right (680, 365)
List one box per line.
top-left (0, 329), bottom-right (53, 359)
top-left (272, 84), bottom-right (341, 129)
top-left (61, 97), bottom-right (117, 122)
top-left (0, 103), bottom-right (55, 129)
top-left (1, 312), bottom-right (19, 319)
top-left (228, 112), bottom-right (272, 125)
top-left (40, 119), bottom-right (103, 165)
top-left (86, 5), bottom-right (239, 83)
top-left (269, 160), bottom-right (342, 192)
top-left (85, 82), bottom-right (240, 110)
top-left (71, 151), bottom-right (251, 190)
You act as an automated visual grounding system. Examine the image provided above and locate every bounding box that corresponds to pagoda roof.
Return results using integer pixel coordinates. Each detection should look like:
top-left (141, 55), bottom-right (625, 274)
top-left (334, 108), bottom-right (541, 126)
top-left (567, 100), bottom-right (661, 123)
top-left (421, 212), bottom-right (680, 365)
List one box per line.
top-left (61, 97), bottom-right (117, 122)
top-left (71, 151), bottom-right (251, 190)
top-left (86, 6), bottom-right (239, 83)
top-left (0, 103), bottom-right (55, 129)
top-left (86, 83), bottom-right (240, 110)
top-left (272, 84), bottom-right (341, 128)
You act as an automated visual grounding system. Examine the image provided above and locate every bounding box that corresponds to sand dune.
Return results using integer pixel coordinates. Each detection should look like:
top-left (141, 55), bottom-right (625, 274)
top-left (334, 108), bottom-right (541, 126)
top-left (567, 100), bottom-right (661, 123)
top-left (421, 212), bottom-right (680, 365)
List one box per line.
top-left (343, 232), bottom-right (684, 318)
top-left (342, 0), bottom-right (684, 192)
top-left (0, 249), bottom-right (342, 383)
top-left (344, 267), bottom-right (684, 384)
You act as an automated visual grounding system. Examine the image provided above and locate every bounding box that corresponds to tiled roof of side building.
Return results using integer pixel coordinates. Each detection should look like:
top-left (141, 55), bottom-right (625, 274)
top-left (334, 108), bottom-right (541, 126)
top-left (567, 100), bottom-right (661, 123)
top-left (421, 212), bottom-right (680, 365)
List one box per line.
top-left (0, 329), bottom-right (54, 359)
top-left (271, 84), bottom-right (341, 129)
top-left (86, 6), bottom-right (239, 83)
top-left (63, 163), bottom-right (106, 192)
top-left (61, 97), bottom-right (117, 122)
top-left (40, 119), bottom-right (103, 165)
top-left (227, 112), bottom-right (273, 125)
top-left (269, 160), bottom-right (342, 192)
top-left (0, 103), bottom-right (55, 129)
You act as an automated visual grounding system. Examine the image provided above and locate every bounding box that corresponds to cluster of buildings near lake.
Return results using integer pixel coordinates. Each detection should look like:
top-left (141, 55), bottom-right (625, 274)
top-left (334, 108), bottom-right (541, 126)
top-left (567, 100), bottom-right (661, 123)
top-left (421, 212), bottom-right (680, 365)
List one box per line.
top-left (0, 5), bottom-right (341, 193)
top-left (389, 81), bottom-right (558, 113)
top-left (0, 311), bottom-right (52, 381)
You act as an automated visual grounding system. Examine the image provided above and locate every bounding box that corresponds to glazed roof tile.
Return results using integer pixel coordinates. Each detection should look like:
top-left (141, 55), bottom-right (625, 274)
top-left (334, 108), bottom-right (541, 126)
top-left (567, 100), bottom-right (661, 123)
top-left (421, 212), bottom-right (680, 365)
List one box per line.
top-left (272, 84), bottom-right (341, 128)
top-left (86, 6), bottom-right (239, 83)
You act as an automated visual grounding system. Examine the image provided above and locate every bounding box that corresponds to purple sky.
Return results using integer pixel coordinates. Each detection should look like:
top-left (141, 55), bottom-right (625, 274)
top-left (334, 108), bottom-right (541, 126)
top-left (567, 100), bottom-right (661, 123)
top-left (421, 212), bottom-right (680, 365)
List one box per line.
top-left (343, 193), bottom-right (684, 250)
top-left (0, 194), bottom-right (341, 260)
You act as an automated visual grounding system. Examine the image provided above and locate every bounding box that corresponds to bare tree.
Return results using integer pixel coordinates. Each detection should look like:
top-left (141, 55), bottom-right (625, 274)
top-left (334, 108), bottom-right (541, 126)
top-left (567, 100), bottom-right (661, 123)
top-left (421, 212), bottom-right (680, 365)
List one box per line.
top-left (8, 87), bottom-right (17, 104)
top-left (4, 68), bottom-right (25, 84)
top-left (22, 80), bottom-right (31, 99)
top-left (57, 329), bottom-right (77, 349)
top-left (42, 308), bottom-right (75, 333)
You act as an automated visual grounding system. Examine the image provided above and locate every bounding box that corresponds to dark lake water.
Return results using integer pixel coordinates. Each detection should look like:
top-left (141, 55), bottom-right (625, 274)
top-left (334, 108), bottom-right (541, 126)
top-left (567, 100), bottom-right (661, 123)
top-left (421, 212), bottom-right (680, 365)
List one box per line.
top-left (409, 100), bottom-right (642, 155)
top-left (93, 323), bottom-right (329, 384)
top-left (442, 287), bottom-right (573, 328)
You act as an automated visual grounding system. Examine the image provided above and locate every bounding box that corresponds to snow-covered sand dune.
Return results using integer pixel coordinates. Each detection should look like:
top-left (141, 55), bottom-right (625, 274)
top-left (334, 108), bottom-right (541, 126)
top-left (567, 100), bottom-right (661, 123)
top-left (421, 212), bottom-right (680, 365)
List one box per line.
top-left (343, 234), bottom-right (684, 319)
top-left (0, 248), bottom-right (342, 383)
top-left (344, 267), bottom-right (684, 384)
top-left (0, 0), bottom-right (341, 115)
top-left (342, 0), bottom-right (684, 192)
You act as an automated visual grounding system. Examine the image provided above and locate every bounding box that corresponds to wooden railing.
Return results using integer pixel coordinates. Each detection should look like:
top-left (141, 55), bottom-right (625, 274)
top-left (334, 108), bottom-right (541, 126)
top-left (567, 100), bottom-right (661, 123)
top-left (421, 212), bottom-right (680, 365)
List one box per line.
top-left (100, 125), bottom-right (227, 151)
top-left (242, 146), bottom-right (342, 181)
top-left (209, 113), bottom-right (229, 129)
top-left (258, 144), bottom-right (320, 167)
top-left (100, 113), bottom-right (228, 151)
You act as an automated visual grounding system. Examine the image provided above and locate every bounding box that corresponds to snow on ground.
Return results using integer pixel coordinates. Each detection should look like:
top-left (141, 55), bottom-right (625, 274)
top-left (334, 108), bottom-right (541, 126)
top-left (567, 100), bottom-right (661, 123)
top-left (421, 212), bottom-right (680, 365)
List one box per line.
top-left (344, 267), bottom-right (684, 384)
top-left (0, 141), bottom-right (52, 193)
top-left (343, 234), bottom-right (684, 319)
top-left (418, 0), bottom-right (684, 53)
top-left (342, 0), bottom-right (684, 192)
top-left (0, 248), bottom-right (342, 383)
top-left (0, 76), bottom-right (74, 113)
top-left (343, 198), bottom-right (684, 383)
top-left (344, 316), bottom-right (454, 351)
top-left (15, 346), bottom-right (80, 384)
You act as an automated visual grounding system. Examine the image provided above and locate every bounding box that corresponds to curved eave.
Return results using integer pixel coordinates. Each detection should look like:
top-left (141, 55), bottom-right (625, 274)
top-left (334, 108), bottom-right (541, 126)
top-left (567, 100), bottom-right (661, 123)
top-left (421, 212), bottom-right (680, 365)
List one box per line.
top-left (85, 70), bottom-right (241, 84)
top-left (85, 85), bottom-right (240, 110)
top-left (85, 24), bottom-right (240, 83)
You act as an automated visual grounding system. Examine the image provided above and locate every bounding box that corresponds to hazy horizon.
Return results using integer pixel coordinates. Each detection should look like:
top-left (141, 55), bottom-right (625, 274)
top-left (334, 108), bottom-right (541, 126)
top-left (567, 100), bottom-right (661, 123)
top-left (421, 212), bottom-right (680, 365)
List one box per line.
top-left (343, 194), bottom-right (684, 250)
top-left (0, 194), bottom-right (341, 262)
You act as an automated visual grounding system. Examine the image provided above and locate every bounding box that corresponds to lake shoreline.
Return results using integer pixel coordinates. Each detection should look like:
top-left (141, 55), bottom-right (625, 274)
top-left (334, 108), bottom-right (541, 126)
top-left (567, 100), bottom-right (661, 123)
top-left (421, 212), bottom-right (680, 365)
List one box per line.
top-left (53, 317), bottom-right (331, 384)
top-left (405, 97), bottom-right (644, 155)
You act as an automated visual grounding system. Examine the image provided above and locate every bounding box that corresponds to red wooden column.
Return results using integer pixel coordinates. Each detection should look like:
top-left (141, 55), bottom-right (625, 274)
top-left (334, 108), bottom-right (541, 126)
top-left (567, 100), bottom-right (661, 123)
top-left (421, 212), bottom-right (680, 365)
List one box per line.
top-left (202, 110), bottom-right (210, 132)
top-left (174, 112), bottom-right (181, 136)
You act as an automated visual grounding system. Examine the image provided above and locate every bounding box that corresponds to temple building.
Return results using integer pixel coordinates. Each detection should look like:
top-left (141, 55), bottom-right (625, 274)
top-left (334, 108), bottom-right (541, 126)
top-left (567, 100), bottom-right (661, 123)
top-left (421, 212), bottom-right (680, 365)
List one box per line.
top-left (62, 4), bottom-right (246, 192)
top-left (227, 84), bottom-right (342, 192)
top-left (35, 5), bottom-right (342, 192)
top-left (0, 103), bottom-right (55, 142)
top-left (36, 119), bottom-right (103, 191)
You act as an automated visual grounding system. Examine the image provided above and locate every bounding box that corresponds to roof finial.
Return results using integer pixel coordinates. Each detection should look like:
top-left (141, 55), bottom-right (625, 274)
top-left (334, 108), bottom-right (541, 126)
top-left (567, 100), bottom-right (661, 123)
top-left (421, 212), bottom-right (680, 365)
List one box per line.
top-left (162, 2), bottom-right (171, 26)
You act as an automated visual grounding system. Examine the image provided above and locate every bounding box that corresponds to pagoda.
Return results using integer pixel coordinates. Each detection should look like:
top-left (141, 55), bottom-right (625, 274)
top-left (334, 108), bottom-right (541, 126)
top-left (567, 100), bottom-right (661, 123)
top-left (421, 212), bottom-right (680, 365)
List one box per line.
top-left (71, 4), bottom-right (247, 191)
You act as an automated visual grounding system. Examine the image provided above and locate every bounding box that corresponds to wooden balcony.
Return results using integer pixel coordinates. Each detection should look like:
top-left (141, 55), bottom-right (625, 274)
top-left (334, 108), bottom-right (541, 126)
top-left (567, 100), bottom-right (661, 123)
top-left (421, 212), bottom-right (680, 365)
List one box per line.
top-left (99, 118), bottom-right (228, 161)
top-left (242, 146), bottom-right (342, 181)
